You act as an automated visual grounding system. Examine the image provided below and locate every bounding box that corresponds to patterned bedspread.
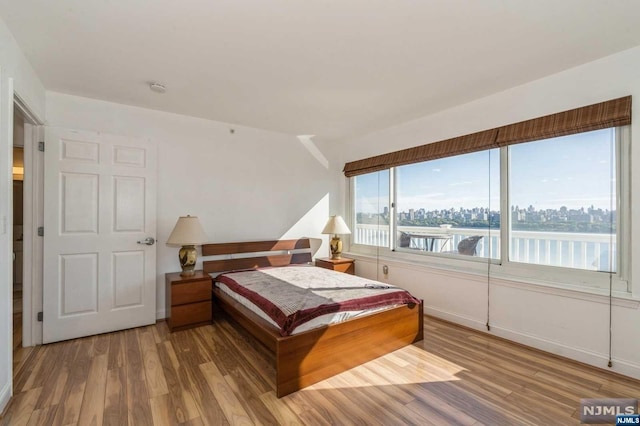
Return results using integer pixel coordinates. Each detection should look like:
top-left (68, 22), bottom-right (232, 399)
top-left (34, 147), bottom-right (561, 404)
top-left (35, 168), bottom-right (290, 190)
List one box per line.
top-left (214, 265), bottom-right (420, 336)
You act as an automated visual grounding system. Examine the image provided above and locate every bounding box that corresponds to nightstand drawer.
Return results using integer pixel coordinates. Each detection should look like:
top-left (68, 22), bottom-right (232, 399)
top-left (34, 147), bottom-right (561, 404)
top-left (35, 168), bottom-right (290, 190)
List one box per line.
top-left (331, 262), bottom-right (355, 274)
top-left (315, 257), bottom-right (355, 275)
top-left (170, 300), bottom-right (212, 328)
top-left (171, 279), bottom-right (211, 306)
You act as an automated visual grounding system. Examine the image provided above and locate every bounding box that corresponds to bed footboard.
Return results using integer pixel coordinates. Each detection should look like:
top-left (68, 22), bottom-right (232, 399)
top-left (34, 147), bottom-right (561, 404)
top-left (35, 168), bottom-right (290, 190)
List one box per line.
top-left (275, 301), bottom-right (423, 397)
top-left (214, 284), bottom-right (423, 397)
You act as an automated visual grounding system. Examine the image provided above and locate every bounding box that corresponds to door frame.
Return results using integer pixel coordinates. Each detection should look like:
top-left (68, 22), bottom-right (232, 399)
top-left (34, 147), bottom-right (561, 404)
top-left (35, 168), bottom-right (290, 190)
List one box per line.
top-left (14, 94), bottom-right (44, 347)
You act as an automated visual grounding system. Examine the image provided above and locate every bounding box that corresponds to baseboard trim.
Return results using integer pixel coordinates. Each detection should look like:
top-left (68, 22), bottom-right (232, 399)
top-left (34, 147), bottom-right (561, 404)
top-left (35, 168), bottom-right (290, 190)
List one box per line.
top-left (490, 323), bottom-right (640, 381)
top-left (424, 306), bottom-right (640, 381)
top-left (0, 381), bottom-right (12, 417)
top-left (424, 306), bottom-right (487, 332)
top-left (156, 309), bottom-right (166, 320)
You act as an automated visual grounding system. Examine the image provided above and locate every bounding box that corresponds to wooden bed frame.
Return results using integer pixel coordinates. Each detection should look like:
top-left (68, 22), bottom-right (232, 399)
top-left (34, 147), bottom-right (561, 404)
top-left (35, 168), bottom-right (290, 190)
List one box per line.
top-left (202, 238), bottom-right (424, 397)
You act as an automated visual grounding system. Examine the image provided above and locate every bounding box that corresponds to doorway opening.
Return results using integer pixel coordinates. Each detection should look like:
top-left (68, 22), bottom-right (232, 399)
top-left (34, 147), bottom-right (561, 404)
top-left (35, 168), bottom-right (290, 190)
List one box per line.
top-left (12, 107), bottom-right (28, 373)
top-left (11, 99), bottom-right (44, 380)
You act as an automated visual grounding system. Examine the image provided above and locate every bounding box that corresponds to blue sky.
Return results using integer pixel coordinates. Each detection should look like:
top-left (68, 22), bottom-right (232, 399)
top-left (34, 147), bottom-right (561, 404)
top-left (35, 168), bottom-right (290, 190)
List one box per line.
top-left (355, 128), bottom-right (616, 213)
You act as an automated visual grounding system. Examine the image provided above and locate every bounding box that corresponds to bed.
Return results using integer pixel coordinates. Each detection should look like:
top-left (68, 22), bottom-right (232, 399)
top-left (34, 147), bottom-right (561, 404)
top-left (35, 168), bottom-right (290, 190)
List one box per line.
top-left (202, 238), bottom-right (424, 397)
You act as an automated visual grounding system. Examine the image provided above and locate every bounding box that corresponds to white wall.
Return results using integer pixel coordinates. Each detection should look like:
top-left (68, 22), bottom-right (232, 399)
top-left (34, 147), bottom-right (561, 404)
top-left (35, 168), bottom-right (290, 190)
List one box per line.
top-left (343, 45), bottom-right (640, 379)
top-left (45, 92), bottom-right (343, 319)
top-left (0, 17), bottom-right (45, 413)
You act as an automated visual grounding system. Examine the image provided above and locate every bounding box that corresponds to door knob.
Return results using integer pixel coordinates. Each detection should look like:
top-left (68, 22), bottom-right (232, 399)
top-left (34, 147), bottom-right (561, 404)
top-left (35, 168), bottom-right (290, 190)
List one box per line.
top-left (137, 237), bottom-right (155, 246)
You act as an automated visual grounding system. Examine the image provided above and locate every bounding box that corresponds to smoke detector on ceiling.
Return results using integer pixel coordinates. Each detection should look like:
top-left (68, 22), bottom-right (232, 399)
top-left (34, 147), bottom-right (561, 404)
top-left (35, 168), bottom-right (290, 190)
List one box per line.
top-left (149, 82), bottom-right (166, 94)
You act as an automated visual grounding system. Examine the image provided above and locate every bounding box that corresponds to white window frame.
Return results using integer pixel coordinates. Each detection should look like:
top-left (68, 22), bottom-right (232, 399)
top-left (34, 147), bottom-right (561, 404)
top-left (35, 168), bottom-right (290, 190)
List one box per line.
top-left (347, 126), bottom-right (631, 296)
top-left (349, 168), bottom-right (392, 255)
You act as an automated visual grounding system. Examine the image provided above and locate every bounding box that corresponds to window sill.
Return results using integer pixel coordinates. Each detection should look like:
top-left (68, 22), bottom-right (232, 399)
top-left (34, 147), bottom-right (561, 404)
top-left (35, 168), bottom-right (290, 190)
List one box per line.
top-left (345, 250), bottom-right (639, 308)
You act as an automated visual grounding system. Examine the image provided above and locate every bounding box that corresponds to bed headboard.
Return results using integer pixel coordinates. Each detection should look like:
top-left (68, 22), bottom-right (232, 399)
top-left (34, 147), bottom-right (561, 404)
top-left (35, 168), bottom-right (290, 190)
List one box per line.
top-left (201, 238), bottom-right (312, 274)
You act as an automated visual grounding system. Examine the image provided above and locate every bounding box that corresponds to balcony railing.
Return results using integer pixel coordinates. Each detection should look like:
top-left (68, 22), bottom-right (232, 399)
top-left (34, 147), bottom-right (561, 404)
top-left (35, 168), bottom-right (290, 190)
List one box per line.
top-left (353, 224), bottom-right (616, 271)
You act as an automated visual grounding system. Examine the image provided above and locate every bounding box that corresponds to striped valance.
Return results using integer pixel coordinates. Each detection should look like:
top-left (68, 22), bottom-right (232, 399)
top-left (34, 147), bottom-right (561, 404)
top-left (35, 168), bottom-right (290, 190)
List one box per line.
top-left (344, 96), bottom-right (631, 177)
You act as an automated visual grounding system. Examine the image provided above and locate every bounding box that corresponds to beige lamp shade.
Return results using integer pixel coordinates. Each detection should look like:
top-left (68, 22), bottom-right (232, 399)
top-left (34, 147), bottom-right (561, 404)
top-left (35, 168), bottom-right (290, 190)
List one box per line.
top-left (321, 215), bottom-right (350, 260)
top-left (167, 215), bottom-right (208, 276)
top-left (166, 215), bottom-right (209, 245)
top-left (322, 215), bottom-right (351, 235)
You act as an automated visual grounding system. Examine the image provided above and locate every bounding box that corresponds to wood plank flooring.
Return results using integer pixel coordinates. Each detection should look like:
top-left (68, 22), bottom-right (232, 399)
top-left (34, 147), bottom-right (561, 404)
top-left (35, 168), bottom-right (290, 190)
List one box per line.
top-left (3, 314), bottom-right (640, 425)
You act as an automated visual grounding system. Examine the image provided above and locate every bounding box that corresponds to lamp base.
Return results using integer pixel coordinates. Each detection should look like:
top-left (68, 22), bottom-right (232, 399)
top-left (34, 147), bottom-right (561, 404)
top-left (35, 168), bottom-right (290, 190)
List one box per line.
top-left (178, 245), bottom-right (197, 276)
top-left (329, 236), bottom-right (343, 260)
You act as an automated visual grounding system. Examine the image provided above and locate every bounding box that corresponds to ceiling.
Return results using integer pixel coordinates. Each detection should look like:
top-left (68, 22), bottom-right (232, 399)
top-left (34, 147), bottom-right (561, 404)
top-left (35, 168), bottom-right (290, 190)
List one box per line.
top-left (2, 1), bottom-right (640, 142)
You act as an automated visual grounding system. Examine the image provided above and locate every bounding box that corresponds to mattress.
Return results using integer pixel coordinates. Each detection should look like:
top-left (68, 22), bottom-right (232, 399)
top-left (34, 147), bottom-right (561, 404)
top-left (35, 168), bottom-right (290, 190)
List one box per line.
top-left (213, 265), bottom-right (420, 336)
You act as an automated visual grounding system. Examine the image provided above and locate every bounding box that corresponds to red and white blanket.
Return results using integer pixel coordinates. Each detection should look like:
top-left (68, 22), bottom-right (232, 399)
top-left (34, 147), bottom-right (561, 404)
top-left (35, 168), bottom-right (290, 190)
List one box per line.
top-left (214, 265), bottom-right (420, 336)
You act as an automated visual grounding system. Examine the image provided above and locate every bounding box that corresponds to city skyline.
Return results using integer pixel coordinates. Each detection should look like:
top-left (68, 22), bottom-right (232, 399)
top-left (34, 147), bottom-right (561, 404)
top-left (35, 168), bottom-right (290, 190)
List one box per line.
top-left (358, 204), bottom-right (616, 235)
top-left (360, 204), bottom-right (615, 226)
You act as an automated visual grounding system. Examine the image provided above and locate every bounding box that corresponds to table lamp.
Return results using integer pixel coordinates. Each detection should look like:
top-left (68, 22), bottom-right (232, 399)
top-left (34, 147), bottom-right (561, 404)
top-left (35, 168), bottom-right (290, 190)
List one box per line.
top-left (166, 215), bottom-right (209, 276)
top-left (322, 215), bottom-right (351, 259)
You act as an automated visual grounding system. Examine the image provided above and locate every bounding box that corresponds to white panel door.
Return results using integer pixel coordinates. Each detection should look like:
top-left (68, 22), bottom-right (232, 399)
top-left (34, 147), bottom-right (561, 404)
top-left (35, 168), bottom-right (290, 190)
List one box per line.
top-left (43, 128), bottom-right (157, 343)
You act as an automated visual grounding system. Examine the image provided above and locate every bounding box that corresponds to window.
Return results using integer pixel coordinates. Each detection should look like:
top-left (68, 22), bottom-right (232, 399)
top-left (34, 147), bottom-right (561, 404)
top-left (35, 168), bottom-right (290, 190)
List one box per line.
top-left (348, 126), bottom-right (629, 292)
top-left (509, 129), bottom-right (617, 272)
top-left (353, 170), bottom-right (389, 247)
top-left (395, 150), bottom-right (500, 258)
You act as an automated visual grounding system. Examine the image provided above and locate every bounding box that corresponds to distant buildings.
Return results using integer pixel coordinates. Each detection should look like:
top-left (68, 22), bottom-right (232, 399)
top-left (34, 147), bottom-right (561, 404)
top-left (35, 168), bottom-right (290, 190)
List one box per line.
top-left (510, 205), bottom-right (613, 225)
top-left (359, 205), bottom-right (615, 233)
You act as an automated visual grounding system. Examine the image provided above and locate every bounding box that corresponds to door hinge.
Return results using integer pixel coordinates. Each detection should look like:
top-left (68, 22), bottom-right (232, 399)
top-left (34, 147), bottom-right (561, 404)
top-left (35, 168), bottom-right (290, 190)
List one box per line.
top-left (38, 141), bottom-right (45, 152)
top-left (37, 311), bottom-right (43, 322)
top-left (37, 226), bottom-right (44, 237)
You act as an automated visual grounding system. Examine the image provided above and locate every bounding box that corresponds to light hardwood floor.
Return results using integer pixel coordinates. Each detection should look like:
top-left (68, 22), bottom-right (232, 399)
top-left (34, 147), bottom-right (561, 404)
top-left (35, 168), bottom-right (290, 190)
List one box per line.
top-left (3, 314), bottom-right (640, 425)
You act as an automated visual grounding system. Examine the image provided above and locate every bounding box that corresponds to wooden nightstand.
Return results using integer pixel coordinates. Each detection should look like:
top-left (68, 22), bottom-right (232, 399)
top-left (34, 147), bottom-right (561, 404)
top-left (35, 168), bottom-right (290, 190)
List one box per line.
top-left (315, 257), bottom-right (355, 275)
top-left (165, 270), bottom-right (212, 332)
